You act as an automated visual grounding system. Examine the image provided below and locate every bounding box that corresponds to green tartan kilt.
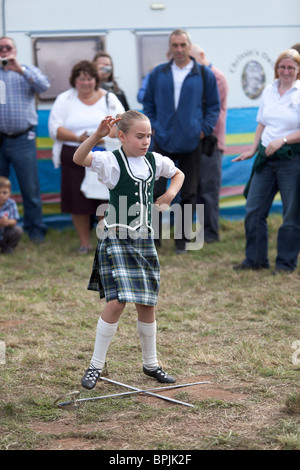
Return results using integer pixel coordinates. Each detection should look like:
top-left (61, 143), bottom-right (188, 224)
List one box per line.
top-left (88, 229), bottom-right (160, 306)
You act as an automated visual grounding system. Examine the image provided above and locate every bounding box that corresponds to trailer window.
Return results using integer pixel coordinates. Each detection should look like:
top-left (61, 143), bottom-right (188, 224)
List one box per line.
top-left (33, 36), bottom-right (105, 101)
top-left (136, 33), bottom-right (170, 82)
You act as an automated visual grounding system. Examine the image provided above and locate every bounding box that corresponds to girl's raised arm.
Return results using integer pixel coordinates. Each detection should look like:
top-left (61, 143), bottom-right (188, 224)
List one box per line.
top-left (73, 116), bottom-right (120, 167)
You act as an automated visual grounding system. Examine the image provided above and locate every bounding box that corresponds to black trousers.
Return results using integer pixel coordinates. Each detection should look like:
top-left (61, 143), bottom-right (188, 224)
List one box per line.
top-left (152, 140), bottom-right (201, 248)
top-left (0, 226), bottom-right (23, 253)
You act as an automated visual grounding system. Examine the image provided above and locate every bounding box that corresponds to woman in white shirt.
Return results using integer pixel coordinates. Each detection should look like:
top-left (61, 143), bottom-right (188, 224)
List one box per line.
top-left (48, 61), bottom-right (124, 253)
top-left (233, 49), bottom-right (300, 273)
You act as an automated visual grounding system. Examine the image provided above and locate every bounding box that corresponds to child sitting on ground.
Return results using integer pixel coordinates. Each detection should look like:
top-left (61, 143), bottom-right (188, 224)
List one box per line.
top-left (0, 176), bottom-right (23, 254)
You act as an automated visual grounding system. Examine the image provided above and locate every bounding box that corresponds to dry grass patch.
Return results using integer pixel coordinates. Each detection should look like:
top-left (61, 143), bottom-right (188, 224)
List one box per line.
top-left (1, 216), bottom-right (300, 450)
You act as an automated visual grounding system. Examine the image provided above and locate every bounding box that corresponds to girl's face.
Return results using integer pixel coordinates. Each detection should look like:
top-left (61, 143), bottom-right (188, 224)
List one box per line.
top-left (119, 120), bottom-right (152, 157)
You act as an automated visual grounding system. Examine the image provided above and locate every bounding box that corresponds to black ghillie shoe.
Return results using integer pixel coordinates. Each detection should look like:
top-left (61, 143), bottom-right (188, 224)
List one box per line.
top-left (81, 365), bottom-right (101, 390)
top-left (143, 366), bottom-right (176, 384)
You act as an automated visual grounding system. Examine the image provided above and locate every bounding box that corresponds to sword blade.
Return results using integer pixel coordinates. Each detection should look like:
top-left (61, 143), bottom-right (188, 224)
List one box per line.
top-left (57, 380), bottom-right (211, 408)
top-left (100, 376), bottom-right (195, 407)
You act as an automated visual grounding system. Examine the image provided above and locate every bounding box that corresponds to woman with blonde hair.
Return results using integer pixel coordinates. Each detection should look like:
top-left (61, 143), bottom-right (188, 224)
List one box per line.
top-left (233, 49), bottom-right (300, 273)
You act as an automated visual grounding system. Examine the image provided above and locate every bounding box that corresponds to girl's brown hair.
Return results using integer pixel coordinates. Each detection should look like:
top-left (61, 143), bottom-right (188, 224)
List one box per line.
top-left (115, 110), bottom-right (150, 134)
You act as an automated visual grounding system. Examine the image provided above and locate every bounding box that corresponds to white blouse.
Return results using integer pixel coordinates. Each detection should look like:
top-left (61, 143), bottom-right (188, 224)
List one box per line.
top-left (89, 150), bottom-right (177, 189)
top-left (48, 88), bottom-right (124, 149)
top-left (257, 79), bottom-right (300, 147)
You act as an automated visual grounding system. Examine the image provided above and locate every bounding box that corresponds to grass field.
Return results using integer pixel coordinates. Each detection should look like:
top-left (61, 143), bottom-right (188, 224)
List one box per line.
top-left (1, 214), bottom-right (300, 450)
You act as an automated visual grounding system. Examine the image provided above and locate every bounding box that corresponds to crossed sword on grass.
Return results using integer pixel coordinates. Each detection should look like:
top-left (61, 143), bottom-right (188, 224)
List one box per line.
top-left (55, 375), bottom-right (211, 409)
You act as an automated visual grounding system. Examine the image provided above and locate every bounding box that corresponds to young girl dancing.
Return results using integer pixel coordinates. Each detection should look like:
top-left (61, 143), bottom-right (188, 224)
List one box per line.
top-left (73, 111), bottom-right (184, 389)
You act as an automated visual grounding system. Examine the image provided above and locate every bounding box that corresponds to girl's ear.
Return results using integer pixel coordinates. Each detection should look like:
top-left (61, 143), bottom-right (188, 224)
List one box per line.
top-left (118, 130), bottom-right (125, 144)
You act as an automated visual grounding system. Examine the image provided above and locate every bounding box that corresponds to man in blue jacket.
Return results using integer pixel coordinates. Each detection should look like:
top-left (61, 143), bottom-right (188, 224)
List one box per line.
top-left (143, 29), bottom-right (220, 253)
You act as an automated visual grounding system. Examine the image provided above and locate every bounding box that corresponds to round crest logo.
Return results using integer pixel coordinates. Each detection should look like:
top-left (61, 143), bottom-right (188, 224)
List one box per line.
top-left (241, 60), bottom-right (266, 99)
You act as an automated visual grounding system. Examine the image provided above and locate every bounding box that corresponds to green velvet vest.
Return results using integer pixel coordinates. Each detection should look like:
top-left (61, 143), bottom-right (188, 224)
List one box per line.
top-left (104, 148), bottom-right (156, 231)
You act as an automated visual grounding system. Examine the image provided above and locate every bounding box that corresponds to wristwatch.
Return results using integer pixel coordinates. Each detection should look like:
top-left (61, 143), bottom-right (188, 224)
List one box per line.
top-left (282, 137), bottom-right (287, 144)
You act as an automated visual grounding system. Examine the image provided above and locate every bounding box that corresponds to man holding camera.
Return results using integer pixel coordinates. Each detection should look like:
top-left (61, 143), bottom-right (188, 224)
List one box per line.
top-left (143, 29), bottom-right (220, 253)
top-left (0, 36), bottom-right (50, 243)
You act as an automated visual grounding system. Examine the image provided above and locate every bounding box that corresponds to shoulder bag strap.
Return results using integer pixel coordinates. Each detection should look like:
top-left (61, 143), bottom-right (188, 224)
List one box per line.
top-left (201, 65), bottom-right (206, 117)
top-left (106, 91), bottom-right (109, 113)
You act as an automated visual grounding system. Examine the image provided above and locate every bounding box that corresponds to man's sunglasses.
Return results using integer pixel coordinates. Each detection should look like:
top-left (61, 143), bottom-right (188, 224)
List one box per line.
top-left (0, 45), bottom-right (13, 52)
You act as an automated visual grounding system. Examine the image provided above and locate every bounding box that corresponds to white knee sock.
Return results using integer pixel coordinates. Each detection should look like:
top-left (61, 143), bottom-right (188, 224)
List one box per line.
top-left (137, 320), bottom-right (159, 370)
top-left (91, 317), bottom-right (118, 370)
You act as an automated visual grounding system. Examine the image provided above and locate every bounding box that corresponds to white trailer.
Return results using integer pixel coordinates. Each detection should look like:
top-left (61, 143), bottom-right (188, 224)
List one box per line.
top-left (1, 0), bottom-right (300, 222)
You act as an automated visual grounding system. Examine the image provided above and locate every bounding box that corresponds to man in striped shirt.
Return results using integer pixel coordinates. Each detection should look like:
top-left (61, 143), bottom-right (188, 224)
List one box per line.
top-left (0, 36), bottom-right (50, 243)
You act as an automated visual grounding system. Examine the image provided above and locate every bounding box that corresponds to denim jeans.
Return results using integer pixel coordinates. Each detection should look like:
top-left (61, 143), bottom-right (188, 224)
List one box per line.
top-left (243, 155), bottom-right (300, 271)
top-left (0, 131), bottom-right (47, 239)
